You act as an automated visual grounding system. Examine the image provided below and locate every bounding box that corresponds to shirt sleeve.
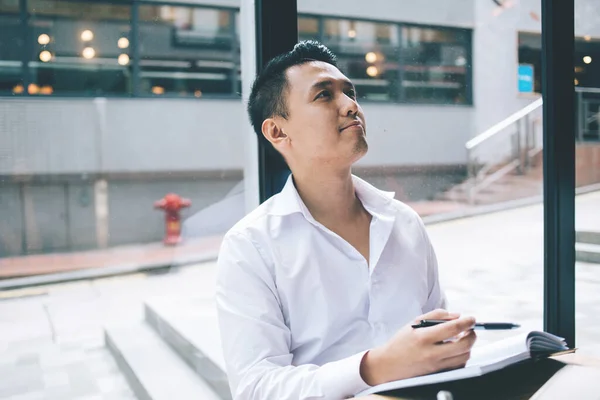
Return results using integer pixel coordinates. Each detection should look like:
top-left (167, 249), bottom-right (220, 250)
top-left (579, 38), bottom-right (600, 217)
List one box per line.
top-left (216, 231), bottom-right (371, 400)
top-left (418, 220), bottom-right (448, 311)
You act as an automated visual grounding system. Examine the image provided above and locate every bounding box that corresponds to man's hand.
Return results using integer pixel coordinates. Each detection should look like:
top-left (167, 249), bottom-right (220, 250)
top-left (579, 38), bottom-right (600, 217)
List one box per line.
top-left (360, 309), bottom-right (477, 386)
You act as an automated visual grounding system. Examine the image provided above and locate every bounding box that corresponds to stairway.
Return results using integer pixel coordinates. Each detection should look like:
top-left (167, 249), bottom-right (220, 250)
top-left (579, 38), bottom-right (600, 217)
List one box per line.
top-left (104, 297), bottom-right (230, 400)
top-left (437, 161), bottom-right (543, 205)
top-left (577, 231), bottom-right (600, 264)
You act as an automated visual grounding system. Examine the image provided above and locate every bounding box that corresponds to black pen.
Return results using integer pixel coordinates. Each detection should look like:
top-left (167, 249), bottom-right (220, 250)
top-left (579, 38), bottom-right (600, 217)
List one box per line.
top-left (411, 319), bottom-right (521, 330)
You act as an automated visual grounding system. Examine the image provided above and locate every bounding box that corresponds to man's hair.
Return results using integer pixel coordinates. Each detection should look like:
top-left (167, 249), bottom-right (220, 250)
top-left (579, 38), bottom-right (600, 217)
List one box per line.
top-left (247, 40), bottom-right (338, 153)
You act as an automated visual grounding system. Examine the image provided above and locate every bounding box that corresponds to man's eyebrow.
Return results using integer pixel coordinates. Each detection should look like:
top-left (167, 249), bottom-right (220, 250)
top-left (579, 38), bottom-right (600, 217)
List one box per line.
top-left (310, 79), bottom-right (355, 92)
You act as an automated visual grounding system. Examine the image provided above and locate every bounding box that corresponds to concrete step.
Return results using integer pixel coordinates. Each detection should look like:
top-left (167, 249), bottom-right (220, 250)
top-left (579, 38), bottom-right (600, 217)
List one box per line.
top-left (105, 323), bottom-right (222, 400)
top-left (577, 231), bottom-right (600, 246)
top-left (144, 297), bottom-right (231, 400)
top-left (576, 243), bottom-right (600, 264)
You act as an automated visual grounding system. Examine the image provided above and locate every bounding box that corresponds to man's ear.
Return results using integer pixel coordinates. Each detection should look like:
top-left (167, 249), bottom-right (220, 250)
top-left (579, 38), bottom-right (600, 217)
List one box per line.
top-left (261, 118), bottom-right (288, 150)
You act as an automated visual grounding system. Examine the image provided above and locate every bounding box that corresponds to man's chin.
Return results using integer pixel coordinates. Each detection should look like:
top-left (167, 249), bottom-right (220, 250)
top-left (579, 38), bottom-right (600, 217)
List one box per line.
top-left (351, 138), bottom-right (369, 160)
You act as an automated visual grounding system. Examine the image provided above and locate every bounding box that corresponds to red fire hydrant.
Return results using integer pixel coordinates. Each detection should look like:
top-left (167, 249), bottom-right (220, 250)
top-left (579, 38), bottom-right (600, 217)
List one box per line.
top-left (154, 193), bottom-right (191, 245)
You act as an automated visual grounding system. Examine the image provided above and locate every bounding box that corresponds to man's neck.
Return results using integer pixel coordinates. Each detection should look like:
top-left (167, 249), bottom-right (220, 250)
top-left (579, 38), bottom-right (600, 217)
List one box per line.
top-left (292, 169), bottom-right (365, 225)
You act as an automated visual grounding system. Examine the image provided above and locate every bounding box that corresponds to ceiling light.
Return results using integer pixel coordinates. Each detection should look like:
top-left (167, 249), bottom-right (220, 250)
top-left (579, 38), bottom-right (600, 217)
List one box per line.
top-left (82, 47), bottom-right (96, 59)
top-left (365, 52), bottom-right (377, 63)
top-left (118, 54), bottom-right (130, 65)
top-left (81, 30), bottom-right (94, 41)
top-left (38, 34), bottom-right (50, 45)
top-left (366, 66), bottom-right (378, 77)
top-left (583, 56), bottom-right (592, 64)
top-left (39, 50), bottom-right (52, 62)
top-left (118, 37), bottom-right (129, 49)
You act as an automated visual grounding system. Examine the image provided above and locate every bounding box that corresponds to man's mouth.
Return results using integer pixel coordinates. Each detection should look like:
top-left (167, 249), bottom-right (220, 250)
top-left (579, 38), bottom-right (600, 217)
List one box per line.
top-left (340, 121), bottom-right (363, 131)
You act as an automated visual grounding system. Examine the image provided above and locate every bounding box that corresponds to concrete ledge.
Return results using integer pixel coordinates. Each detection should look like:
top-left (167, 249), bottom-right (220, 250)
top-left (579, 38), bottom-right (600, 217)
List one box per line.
top-left (0, 251), bottom-right (218, 291)
top-left (577, 231), bottom-right (600, 246)
top-left (105, 324), bottom-right (221, 400)
top-left (576, 243), bottom-right (600, 264)
top-left (423, 183), bottom-right (600, 226)
top-left (144, 297), bottom-right (231, 399)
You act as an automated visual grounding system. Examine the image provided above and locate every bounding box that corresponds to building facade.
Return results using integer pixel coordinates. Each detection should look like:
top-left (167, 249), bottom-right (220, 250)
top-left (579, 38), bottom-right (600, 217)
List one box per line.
top-left (1, 0), bottom-right (599, 256)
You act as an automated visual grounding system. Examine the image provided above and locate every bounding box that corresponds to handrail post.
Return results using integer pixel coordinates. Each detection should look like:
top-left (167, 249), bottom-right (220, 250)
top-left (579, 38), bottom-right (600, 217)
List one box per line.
top-left (467, 147), bottom-right (474, 205)
top-left (524, 115), bottom-right (530, 171)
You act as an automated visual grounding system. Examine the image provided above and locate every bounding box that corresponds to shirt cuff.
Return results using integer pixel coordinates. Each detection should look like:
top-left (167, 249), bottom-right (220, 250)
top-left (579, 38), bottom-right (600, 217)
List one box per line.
top-left (317, 350), bottom-right (372, 399)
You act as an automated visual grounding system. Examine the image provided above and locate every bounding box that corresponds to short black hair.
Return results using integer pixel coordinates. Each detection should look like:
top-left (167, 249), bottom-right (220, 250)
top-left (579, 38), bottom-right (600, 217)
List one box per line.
top-left (247, 40), bottom-right (338, 154)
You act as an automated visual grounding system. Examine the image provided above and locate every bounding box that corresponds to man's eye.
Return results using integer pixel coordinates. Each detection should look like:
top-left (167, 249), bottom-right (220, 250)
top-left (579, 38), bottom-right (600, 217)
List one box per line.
top-left (316, 90), bottom-right (331, 100)
top-left (346, 89), bottom-right (357, 99)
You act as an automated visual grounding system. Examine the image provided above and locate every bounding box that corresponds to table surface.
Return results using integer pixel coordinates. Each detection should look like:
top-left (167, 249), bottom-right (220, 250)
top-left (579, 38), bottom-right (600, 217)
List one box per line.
top-left (361, 353), bottom-right (600, 400)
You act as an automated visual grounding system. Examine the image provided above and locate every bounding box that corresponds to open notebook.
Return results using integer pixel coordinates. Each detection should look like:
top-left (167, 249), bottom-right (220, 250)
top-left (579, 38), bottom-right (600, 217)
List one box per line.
top-left (356, 331), bottom-right (570, 397)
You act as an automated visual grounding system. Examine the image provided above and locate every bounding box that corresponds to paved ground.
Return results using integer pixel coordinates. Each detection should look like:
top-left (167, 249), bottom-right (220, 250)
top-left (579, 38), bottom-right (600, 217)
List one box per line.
top-left (0, 191), bottom-right (598, 399)
top-left (0, 236), bottom-right (222, 279)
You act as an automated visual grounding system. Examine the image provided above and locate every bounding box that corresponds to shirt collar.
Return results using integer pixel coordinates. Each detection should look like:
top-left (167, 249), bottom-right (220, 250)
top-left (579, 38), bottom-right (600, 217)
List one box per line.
top-left (269, 173), bottom-right (396, 220)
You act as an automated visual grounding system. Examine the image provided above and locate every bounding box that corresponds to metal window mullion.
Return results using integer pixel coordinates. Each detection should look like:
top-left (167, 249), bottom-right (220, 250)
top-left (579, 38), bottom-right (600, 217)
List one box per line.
top-left (542, 0), bottom-right (576, 347)
top-left (230, 9), bottom-right (238, 95)
top-left (396, 23), bottom-right (404, 102)
top-left (255, 0), bottom-right (297, 202)
top-left (465, 29), bottom-right (473, 105)
top-left (131, 0), bottom-right (140, 96)
top-left (20, 0), bottom-right (31, 92)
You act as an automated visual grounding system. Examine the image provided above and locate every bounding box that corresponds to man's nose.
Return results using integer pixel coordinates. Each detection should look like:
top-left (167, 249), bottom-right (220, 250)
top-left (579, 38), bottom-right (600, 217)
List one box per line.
top-left (340, 95), bottom-right (359, 117)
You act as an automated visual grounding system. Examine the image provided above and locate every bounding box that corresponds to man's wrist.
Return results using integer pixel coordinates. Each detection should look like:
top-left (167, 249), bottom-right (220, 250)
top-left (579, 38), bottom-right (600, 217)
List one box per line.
top-left (359, 346), bottom-right (387, 386)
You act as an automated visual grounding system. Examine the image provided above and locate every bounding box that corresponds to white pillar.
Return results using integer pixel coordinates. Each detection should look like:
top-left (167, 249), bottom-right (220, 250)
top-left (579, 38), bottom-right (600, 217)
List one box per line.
top-left (240, 0), bottom-right (260, 213)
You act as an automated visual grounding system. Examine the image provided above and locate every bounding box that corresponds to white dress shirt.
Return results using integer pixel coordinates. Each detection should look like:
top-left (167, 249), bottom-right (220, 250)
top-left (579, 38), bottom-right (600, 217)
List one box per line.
top-left (216, 175), bottom-right (446, 400)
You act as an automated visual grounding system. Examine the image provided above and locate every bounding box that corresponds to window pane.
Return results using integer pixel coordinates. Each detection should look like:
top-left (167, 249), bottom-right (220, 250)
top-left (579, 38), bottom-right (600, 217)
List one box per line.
top-left (0, 0), bottom-right (19, 13)
top-left (518, 32), bottom-right (542, 94)
top-left (322, 18), bottom-right (399, 101)
top-left (299, 16), bottom-right (319, 41)
top-left (0, 14), bottom-right (22, 93)
top-left (27, 0), bottom-right (132, 95)
top-left (138, 5), bottom-right (236, 97)
top-left (575, 1), bottom-right (600, 356)
top-left (298, 0), bottom-right (544, 349)
top-left (401, 26), bottom-right (469, 104)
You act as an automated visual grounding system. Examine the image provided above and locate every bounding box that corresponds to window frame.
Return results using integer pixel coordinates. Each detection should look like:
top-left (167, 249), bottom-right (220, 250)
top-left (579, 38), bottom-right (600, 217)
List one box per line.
top-left (256, 0), bottom-right (577, 348)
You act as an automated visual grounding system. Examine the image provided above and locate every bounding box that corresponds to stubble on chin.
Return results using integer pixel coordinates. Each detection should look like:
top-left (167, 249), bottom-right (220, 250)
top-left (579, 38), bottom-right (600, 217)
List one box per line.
top-left (353, 134), bottom-right (368, 156)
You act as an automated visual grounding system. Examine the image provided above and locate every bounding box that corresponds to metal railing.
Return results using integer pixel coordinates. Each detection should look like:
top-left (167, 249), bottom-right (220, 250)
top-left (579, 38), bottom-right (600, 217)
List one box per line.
top-left (465, 98), bottom-right (543, 204)
top-left (463, 87), bottom-right (600, 204)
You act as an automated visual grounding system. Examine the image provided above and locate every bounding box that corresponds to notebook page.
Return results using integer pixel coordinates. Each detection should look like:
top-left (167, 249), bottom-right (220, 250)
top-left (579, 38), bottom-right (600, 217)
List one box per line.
top-left (467, 333), bottom-right (530, 367)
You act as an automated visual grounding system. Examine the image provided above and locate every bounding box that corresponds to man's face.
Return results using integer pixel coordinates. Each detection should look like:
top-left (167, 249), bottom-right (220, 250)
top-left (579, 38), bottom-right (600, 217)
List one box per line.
top-left (274, 61), bottom-right (368, 169)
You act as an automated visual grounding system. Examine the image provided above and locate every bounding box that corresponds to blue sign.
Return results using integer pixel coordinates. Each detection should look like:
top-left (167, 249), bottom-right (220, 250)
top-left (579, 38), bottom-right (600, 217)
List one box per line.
top-left (518, 64), bottom-right (534, 93)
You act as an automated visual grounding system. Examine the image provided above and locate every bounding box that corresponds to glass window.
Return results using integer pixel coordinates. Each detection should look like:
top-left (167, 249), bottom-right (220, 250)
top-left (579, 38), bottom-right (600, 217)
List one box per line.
top-left (0, 9), bottom-right (22, 94)
top-left (298, 16), bottom-right (319, 41)
top-left (0, 0), bottom-right (19, 13)
top-left (138, 5), bottom-right (236, 97)
top-left (27, 0), bottom-right (132, 96)
top-left (401, 26), bottom-right (470, 104)
top-left (518, 32), bottom-right (542, 94)
top-left (322, 18), bottom-right (399, 101)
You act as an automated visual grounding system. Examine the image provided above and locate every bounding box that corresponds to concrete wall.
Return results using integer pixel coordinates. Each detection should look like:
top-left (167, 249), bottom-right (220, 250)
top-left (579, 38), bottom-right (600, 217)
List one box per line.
top-left (297, 0), bottom-right (474, 28)
top-left (107, 178), bottom-right (238, 246)
top-left (0, 97), bottom-right (472, 175)
top-left (517, 0), bottom-right (600, 37)
top-left (358, 103), bottom-right (472, 166)
top-left (0, 98), bottom-right (245, 175)
top-left (143, 0), bottom-right (475, 27)
top-left (0, 178), bottom-right (240, 257)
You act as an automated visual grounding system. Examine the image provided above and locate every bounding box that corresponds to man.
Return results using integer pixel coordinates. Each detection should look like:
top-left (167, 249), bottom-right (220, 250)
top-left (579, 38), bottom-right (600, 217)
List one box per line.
top-left (216, 41), bottom-right (476, 400)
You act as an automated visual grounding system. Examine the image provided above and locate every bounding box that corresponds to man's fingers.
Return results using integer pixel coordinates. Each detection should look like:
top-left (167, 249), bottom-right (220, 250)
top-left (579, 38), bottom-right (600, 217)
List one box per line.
top-left (437, 350), bottom-right (472, 372)
top-left (413, 309), bottom-right (460, 324)
top-left (433, 331), bottom-right (477, 370)
top-left (423, 316), bottom-right (476, 343)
